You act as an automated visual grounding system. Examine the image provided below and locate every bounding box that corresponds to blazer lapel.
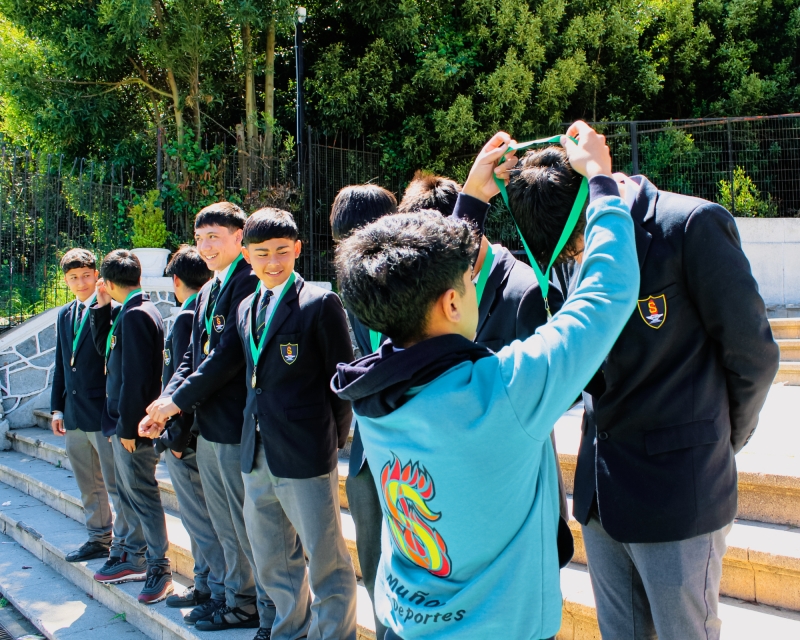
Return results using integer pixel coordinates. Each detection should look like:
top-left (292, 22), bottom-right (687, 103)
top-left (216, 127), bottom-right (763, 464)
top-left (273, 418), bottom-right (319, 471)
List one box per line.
top-left (260, 276), bottom-right (301, 354)
top-left (630, 176), bottom-right (656, 271)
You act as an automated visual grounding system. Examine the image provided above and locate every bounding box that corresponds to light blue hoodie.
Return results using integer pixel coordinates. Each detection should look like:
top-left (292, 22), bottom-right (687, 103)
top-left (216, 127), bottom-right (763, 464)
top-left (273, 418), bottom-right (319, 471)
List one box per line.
top-left (333, 184), bottom-right (639, 639)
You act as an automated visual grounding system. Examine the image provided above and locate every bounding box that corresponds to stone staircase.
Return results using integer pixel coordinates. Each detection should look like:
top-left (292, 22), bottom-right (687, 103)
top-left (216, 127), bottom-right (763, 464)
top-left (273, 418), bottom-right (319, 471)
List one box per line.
top-left (0, 318), bottom-right (798, 639)
top-left (773, 318), bottom-right (800, 385)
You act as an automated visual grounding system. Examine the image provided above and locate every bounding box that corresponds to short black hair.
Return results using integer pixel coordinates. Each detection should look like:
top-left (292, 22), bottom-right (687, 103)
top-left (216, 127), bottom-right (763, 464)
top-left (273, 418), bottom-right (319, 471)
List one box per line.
top-left (194, 201), bottom-right (247, 231)
top-left (398, 171), bottom-right (461, 217)
top-left (330, 185), bottom-right (397, 241)
top-left (100, 249), bottom-right (141, 287)
top-left (60, 248), bottom-right (96, 273)
top-left (508, 146), bottom-right (586, 264)
top-left (165, 245), bottom-right (213, 290)
top-left (243, 208), bottom-right (299, 246)
top-left (335, 212), bottom-right (478, 347)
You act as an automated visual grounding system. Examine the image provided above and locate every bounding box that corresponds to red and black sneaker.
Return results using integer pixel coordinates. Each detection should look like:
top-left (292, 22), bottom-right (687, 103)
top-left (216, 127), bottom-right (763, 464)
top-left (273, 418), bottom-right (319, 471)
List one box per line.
top-left (138, 565), bottom-right (173, 605)
top-left (93, 552), bottom-right (147, 584)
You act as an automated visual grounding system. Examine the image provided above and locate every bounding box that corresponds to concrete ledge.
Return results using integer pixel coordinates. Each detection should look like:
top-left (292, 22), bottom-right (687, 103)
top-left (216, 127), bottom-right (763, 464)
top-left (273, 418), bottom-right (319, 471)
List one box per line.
top-left (771, 318), bottom-right (800, 340)
top-left (776, 362), bottom-right (800, 385)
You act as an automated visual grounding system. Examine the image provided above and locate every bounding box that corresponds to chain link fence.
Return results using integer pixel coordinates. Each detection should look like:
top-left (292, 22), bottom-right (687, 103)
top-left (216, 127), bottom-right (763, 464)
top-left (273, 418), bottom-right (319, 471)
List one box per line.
top-left (2, 114), bottom-right (800, 332)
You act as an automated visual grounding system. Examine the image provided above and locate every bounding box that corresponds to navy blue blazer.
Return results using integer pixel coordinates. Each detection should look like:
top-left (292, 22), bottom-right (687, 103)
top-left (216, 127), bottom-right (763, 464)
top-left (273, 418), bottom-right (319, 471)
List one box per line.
top-left (572, 176), bottom-right (780, 543)
top-left (89, 293), bottom-right (165, 439)
top-left (51, 300), bottom-right (106, 431)
top-left (164, 256), bottom-right (259, 444)
top-left (158, 297), bottom-right (197, 452)
top-left (237, 275), bottom-right (354, 477)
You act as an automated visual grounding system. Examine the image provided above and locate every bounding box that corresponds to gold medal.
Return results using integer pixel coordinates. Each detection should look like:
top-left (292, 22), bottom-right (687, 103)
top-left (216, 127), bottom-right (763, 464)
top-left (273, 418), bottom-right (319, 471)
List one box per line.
top-left (251, 370), bottom-right (257, 389)
top-left (204, 340), bottom-right (210, 355)
top-left (70, 354), bottom-right (75, 367)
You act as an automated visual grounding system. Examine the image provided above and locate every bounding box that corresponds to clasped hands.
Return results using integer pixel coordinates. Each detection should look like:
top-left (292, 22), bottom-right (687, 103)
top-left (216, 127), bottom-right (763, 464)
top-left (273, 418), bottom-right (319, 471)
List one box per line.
top-left (138, 396), bottom-right (180, 439)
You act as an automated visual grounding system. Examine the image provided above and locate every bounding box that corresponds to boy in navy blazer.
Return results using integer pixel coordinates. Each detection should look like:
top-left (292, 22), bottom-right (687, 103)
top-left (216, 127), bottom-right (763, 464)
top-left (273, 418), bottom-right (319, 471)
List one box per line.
top-left (152, 247), bottom-right (228, 619)
top-left (143, 203), bottom-right (274, 632)
top-left (237, 208), bottom-right (356, 640)
top-left (515, 140), bottom-right (780, 639)
top-left (88, 250), bottom-right (170, 604)
top-left (50, 248), bottom-right (129, 564)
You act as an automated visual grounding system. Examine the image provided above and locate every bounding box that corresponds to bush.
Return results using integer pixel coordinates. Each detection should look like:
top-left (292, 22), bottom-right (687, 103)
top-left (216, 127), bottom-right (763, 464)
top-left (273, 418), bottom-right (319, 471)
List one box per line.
top-left (129, 190), bottom-right (168, 248)
top-left (718, 167), bottom-right (778, 218)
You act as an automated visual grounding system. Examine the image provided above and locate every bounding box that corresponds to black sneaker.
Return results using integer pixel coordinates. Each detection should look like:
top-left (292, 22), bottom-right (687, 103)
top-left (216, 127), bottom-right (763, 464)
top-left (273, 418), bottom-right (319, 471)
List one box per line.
top-left (66, 540), bottom-right (110, 562)
top-left (94, 552), bottom-right (147, 584)
top-left (184, 598), bottom-right (224, 625)
top-left (253, 628), bottom-right (271, 640)
top-left (166, 585), bottom-right (212, 608)
top-left (137, 565), bottom-right (173, 604)
top-left (194, 605), bottom-right (260, 631)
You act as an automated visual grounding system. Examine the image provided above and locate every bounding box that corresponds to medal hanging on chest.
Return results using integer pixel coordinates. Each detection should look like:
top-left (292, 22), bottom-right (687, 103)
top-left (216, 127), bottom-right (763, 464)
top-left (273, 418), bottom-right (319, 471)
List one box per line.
top-left (204, 340), bottom-right (210, 355)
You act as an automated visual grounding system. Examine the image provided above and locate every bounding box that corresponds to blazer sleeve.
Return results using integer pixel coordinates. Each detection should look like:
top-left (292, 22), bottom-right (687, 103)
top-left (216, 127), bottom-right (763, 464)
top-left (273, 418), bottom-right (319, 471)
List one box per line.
top-left (170, 277), bottom-right (250, 412)
top-left (682, 203), bottom-right (780, 452)
top-left (117, 308), bottom-right (159, 439)
top-left (50, 310), bottom-right (66, 413)
top-left (171, 313), bottom-right (193, 368)
top-left (319, 292), bottom-right (355, 448)
top-left (89, 303), bottom-right (113, 357)
top-left (451, 192), bottom-right (491, 235)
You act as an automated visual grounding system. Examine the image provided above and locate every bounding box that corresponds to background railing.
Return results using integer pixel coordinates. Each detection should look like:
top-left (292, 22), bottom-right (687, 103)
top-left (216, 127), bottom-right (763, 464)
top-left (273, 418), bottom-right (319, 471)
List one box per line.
top-left (2, 114), bottom-right (800, 333)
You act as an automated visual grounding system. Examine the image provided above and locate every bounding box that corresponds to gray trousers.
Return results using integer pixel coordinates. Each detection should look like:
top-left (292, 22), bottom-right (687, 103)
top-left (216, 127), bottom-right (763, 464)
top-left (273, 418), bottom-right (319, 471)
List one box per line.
top-left (242, 444), bottom-right (357, 640)
top-left (111, 436), bottom-right (169, 567)
top-left (197, 436), bottom-right (274, 619)
top-left (582, 515), bottom-right (731, 640)
top-left (345, 461), bottom-right (387, 640)
top-left (165, 446), bottom-right (226, 600)
top-left (65, 429), bottom-right (130, 557)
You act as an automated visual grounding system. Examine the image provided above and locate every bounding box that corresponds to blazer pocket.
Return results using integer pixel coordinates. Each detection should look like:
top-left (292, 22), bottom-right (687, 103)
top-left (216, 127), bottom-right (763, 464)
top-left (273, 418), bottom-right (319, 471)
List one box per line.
top-left (285, 403), bottom-right (325, 422)
top-left (645, 420), bottom-right (720, 456)
top-left (87, 387), bottom-right (106, 399)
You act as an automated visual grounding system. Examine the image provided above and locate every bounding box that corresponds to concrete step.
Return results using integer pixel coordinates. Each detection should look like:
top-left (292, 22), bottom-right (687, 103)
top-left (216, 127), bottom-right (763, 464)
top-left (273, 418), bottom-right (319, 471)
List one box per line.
top-left (770, 317), bottom-right (800, 340)
top-left (558, 564), bottom-right (800, 639)
top-left (0, 480), bottom-right (378, 640)
top-left (0, 529), bottom-right (148, 640)
top-left (776, 361), bottom-right (800, 385)
top-left (777, 339), bottom-right (800, 362)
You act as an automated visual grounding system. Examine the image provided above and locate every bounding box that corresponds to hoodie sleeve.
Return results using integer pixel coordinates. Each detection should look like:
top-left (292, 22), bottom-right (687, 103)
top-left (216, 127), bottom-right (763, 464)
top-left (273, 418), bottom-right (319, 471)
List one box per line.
top-left (498, 177), bottom-right (639, 440)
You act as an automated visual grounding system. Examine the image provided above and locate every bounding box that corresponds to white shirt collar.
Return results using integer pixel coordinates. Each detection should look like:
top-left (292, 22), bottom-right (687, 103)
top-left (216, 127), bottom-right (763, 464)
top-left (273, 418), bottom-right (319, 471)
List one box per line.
top-left (259, 274), bottom-right (294, 300)
top-left (215, 262), bottom-right (232, 285)
top-left (75, 293), bottom-right (95, 309)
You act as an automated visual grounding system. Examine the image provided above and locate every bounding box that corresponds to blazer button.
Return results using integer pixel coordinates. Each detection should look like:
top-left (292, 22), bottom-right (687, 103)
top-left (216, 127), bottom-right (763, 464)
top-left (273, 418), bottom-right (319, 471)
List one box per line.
top-left (598, 431), bottom-right (609, 441)
top-left (71, 367), bottom-right (77, 372)
top-left (255, 388), bottom-right (262, 395)
top-left (72, 390), bottom-right (77, 395)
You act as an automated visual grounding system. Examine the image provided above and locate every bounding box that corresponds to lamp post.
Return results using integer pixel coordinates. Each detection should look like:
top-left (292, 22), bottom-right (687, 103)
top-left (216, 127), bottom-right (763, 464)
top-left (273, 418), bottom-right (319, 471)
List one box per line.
top-left (294, 6), bottom-right (307, 190)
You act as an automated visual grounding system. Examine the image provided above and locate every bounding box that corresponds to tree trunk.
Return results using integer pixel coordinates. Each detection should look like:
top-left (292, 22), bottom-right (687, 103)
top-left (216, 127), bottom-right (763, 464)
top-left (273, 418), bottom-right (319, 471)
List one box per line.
top-left (264, 19), bottom-right (276, 159)
top-left (244, 22), bottom-right (257, 152)
top-left (166, 69), bottom-right (184, 147)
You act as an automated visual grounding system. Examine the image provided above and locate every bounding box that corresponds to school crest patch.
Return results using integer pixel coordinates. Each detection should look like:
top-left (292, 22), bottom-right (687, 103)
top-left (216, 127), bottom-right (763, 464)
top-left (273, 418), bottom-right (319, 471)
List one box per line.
top-left (380, 454), bottom-right (452, 578)
top-left (638, 294), bottom-right (667, 329)
top-left (213, 314), bottom-right (225, 333)
top-left (110, 335), bottom-right (117, 349)
top-left (163, 349), bottom-right (171, 366)
top-left (280, 343), bottom-right (298, 364)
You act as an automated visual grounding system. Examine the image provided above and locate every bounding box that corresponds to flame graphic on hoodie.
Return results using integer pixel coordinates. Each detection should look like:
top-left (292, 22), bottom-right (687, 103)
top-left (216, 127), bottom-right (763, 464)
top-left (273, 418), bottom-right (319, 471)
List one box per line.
top-left (380, 454), bottom-right (452, 578)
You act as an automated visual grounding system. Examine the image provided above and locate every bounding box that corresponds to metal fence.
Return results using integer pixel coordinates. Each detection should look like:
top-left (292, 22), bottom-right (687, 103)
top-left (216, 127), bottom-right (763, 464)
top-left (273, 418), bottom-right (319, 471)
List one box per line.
top-left (2, 114), bottom-right (800, 332)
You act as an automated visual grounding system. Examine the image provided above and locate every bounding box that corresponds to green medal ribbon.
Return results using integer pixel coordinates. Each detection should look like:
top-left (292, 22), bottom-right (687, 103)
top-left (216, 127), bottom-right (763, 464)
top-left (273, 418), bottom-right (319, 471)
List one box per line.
top-left (70, 294), bottom-right (95, 366)
top-left (105, 288), bottom-right (142, 365)
top-left (248, 272), bottom-right (297, 388)
top-left (492, 134), bottom-right (589, 319)
top-left (181, 293), bottom-right (198, 310)
top-left (204, 252), bottom-right (243, 340)
top-left (369, 329), bottom-right (382, 353)
top-left (474, 242), bottom-right (495, 306)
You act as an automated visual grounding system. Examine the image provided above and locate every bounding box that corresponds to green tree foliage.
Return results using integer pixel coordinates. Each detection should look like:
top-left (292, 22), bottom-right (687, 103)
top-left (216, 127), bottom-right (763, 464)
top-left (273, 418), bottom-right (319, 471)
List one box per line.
top-left (719, 165), bottom-right (779, 217)
top-left (1, 0), bottom-right (798, 178)
top-left (129, 189), bottom-right (169, 247)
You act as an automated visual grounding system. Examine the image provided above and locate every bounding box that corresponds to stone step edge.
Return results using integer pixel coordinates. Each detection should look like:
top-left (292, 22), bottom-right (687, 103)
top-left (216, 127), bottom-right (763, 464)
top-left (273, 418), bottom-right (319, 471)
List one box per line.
top-left (0, 529), bottom-right (148, 640)
top-left (0, 452), bottom-right (362, 582)
top-left (0, 481), bottom-right (377, 640)
top-left (4, 447), bottom-right (800, 615)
